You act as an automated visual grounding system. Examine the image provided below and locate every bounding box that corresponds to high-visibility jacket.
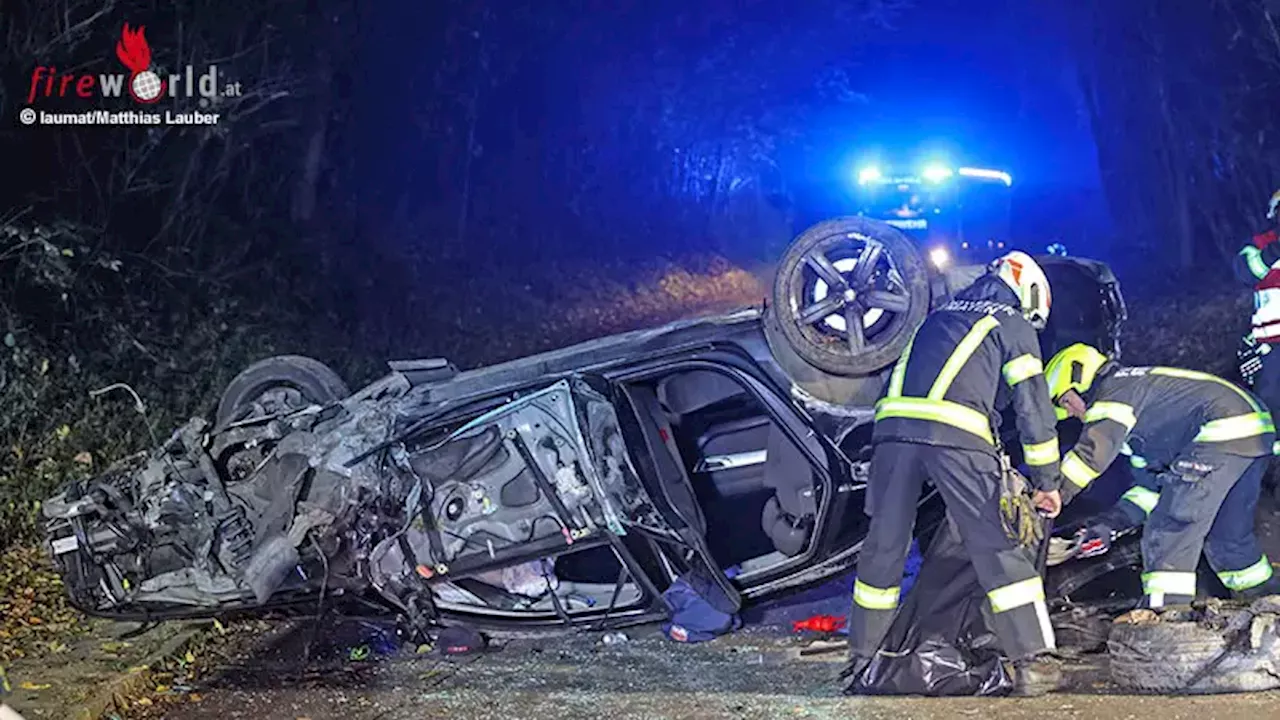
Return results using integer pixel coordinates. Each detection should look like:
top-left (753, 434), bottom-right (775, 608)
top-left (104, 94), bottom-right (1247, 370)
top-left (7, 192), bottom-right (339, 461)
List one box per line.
top-left (872, 276), bottom-right (1062, 492)
top-left (1235, 230), bottom-right (1280, 343)
top-left (1060, 365), bottom-right (1275, 496)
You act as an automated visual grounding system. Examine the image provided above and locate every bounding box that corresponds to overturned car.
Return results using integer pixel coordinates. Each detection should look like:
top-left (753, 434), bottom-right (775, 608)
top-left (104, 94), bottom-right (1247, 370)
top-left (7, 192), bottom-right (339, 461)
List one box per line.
top-left (42, 217), bottom-right (1130, 637)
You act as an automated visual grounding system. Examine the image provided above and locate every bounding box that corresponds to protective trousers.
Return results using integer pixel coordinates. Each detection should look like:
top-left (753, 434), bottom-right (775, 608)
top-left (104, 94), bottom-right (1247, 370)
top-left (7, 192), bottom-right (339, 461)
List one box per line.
top-left (848, 441), bottom-right (1055, 662)
top-left (1140, 449), bottom-right (1277, 607)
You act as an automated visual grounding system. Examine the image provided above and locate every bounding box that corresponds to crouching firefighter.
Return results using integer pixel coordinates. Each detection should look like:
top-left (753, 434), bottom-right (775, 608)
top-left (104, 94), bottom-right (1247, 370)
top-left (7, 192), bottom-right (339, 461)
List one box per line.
top-left (845, 251), bottom-right (1066, 697)
top-left (1044, 343), bottom-right (1280, 606)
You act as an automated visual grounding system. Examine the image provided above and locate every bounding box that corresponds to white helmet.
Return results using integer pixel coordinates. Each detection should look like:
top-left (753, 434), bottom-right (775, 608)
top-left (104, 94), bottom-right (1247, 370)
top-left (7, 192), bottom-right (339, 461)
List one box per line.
top-left (992, 250), bottom-right (1051, 330)
top-left (1268, 188), bottom-right (1280, 220)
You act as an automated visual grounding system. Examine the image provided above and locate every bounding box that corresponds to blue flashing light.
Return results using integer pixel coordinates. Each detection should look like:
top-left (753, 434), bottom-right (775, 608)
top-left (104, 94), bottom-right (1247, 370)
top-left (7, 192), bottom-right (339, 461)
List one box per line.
top-left (958, 167), bottom-right (1013, 186)
top-left (922, 164), bottom-right (953, 183)
top-left (857, 166), bottom-right (883, 185)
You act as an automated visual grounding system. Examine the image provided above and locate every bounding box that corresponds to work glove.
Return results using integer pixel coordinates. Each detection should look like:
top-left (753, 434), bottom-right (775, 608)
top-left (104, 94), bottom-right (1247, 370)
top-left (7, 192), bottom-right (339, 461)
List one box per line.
top-left (998, 464), bottom-right (1045, 549)
top-left (1045, 535), bottom-right (1079, 567)
top-left (1074, 523), bottom-right (1113, 559)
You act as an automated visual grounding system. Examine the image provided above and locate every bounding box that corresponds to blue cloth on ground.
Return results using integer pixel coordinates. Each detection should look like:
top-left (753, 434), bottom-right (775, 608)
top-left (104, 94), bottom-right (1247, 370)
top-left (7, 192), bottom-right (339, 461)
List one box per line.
top-left (660, 567), bottom-right (743, 643)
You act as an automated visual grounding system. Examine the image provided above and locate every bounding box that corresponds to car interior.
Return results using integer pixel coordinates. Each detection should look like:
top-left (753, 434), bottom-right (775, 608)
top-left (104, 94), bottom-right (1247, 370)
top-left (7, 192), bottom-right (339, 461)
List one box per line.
top-left (429, 545), bottom-right (648, 617)
top-left (623, 368), bottom-right (824, 579)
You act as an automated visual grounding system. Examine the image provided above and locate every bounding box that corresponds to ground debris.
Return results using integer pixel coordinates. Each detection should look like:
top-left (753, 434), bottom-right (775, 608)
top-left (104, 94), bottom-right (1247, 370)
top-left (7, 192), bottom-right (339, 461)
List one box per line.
top-left (1113, 609), bottom-right (1159, 626)
top-left (0, 546), bottom-right (82, 665)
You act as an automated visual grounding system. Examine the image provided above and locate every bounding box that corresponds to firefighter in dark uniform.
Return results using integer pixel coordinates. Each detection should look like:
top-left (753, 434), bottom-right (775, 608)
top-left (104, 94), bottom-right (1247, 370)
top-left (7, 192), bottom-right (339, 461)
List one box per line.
top-left (1044, 343), bottom-right (1280, 606)
top-left (845, 251), bottom-right (1066, 697)
top-left (1233, 189), bottom-right (1280, 416)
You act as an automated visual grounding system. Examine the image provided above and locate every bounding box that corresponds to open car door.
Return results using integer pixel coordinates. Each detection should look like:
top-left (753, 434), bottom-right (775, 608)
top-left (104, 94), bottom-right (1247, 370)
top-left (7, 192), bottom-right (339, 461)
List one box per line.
top-left (614, 380), bottom-right (744, 613)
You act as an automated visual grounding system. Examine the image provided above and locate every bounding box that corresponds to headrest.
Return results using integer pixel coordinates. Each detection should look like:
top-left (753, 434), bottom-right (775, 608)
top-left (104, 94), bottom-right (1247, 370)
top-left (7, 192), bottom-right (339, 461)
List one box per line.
top-left (656, 371), bottom-right (747, 415)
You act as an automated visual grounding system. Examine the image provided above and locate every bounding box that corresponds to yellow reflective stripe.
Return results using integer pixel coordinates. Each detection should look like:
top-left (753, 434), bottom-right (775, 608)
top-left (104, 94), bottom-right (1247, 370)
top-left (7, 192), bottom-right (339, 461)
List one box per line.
top-left (1002, 354), bottom-right (1043, 387)
top-left (1022, 437), bottom-right (1060, 466)
top-left (1141, 571), bottom-right (1197, 597)
top-left (1218, 556), bottom-right (1275, 591)
top-left (886, 330), bottom-right (920, 398)
top-left (1083, 401), bottom-right (1137, 431)
top-left (1150, 367), bottom-right (1262, 412)
top-left (929, 315), bottom-right (1000, 400)
top-left (987, 576), bottom-right (1045, 613)
top-left (1121, 486), bottom-right (1160, 515)
top-left (1119, 442), bottom-right (1151, 468)
top-left (1242, 246), bottom-right (1269, 280)
top-left (1061, 451), bottom-right (1099, 488)
top-left (853, 579), bottom-right (901, 610)
top-left (874, 397), bottom-right (994, 444)
top-left (1194, 412), bottom-right (1276, 443)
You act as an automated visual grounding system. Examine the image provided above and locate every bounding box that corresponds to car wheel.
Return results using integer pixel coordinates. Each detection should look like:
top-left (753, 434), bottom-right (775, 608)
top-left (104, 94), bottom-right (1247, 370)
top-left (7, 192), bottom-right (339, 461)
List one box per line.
top-left (1108, 620), bottom-right (1230, 692)
top-left (215, 355), bottom-right (351, 427)
top-left (1109, 600), bottom-right (1280, 694)
top-left (769, 216), bottom-right (929, 377)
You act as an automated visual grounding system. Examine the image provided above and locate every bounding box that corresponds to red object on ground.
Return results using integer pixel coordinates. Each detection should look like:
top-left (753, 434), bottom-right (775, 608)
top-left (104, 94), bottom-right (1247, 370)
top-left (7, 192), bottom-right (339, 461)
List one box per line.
top-left (792, 614), bottom-right (847, 633)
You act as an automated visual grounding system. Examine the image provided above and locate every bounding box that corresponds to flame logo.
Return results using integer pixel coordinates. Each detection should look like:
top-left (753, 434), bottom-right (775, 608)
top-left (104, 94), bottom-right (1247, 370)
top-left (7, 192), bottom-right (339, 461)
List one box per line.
top-left (116, 23), bottom-right (152, 73)
top-left (115, 23), bottom-right (166, 103)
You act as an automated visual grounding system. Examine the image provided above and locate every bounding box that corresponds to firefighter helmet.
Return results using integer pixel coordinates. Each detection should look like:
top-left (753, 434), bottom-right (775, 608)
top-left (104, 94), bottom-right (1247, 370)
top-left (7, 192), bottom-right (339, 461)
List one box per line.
top-left (991, 251), bottom-right (1052, 330)
top-left (1045, 343), bottom-right (1110, 404)
top-left (1268, 188), bottom-right (1280, 221)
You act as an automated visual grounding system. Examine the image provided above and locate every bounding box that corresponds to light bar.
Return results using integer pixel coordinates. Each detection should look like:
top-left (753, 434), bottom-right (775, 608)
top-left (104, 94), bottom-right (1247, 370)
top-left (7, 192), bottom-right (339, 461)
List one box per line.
top-left (958, 167), bottom-right (1013, 186)
top-left (922, 165), bottom-right (953, 183)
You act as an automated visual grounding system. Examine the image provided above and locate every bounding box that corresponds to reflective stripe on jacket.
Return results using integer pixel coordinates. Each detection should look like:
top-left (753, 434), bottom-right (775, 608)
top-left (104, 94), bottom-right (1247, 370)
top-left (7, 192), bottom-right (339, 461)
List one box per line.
top-left (1060, 366), bottom-right (1275, 492)
top-left (1235, 231), bottom-right (1280, 343)
top-left (872, 276), bottom-right (1061, 491)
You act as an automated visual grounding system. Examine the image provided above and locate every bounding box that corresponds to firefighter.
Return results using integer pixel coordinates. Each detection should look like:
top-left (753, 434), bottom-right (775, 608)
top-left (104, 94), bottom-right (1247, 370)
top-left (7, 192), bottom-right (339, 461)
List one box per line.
top-left (845, 250), bottom-right (1065, 697)
top-left (1233, 188), bottom-right (1280, 416)
top-left (1044, 343), bottom-right (1280, 606)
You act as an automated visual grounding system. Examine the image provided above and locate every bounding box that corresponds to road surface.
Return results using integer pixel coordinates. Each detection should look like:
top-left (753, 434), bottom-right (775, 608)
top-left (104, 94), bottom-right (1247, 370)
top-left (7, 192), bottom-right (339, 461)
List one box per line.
top-left (129, 619), bottom-right (1280, 720)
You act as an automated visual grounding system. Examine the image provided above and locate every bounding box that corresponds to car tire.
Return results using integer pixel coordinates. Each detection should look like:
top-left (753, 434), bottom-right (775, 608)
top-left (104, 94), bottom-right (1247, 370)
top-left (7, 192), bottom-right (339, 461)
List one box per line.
top-left (1109, 605), bottom-right (1280, 695)
top-left (215, 355), bottom-right (350, 427)
top-left (768, 216), bottom-right (929, 377)
top-left (1108, 620), bottom-right (1230, 692)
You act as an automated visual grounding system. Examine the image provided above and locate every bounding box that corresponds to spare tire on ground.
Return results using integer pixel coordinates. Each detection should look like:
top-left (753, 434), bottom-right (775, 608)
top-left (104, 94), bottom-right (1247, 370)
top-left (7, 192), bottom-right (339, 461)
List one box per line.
top-left (1107, 597), bottom-right (1280, 694)
top-left (767, 216), bottom-right (930, 377)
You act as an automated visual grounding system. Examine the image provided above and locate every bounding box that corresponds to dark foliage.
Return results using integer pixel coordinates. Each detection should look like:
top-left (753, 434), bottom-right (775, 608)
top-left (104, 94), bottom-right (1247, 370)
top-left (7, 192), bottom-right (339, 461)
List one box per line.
top-left (0, 0), bottom-right (1270, 546)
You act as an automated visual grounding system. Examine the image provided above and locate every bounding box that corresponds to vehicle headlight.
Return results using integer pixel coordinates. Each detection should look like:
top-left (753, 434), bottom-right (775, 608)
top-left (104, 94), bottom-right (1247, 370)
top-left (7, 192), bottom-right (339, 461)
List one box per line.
top-left (857, 166), bottom-right (883, 185)
top-left (929, 247), bottom-right (950, 269)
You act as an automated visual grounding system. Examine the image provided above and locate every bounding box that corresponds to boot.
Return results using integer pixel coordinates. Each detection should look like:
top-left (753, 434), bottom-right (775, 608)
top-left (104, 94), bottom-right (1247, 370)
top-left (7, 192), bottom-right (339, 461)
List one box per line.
top-left (839, 653), bottom-right (875, 694)
top-left (1010, 654), bottom-right (1064, 697)
top-left (1234, 575), bottom-right (1280, 601)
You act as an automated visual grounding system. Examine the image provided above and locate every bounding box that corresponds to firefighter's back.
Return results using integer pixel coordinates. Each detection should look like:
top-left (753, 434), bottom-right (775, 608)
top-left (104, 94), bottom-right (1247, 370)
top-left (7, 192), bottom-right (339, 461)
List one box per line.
top-left (872, 298), bottom-right (1021, 453)
top-left (1101, 366), bottom-right (1273, 460)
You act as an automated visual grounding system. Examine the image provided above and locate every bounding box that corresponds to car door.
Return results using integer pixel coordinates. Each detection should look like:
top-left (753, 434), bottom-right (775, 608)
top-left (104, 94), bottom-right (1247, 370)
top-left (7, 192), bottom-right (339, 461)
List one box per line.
top-left (611, 378), bottom-right (744, 611)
